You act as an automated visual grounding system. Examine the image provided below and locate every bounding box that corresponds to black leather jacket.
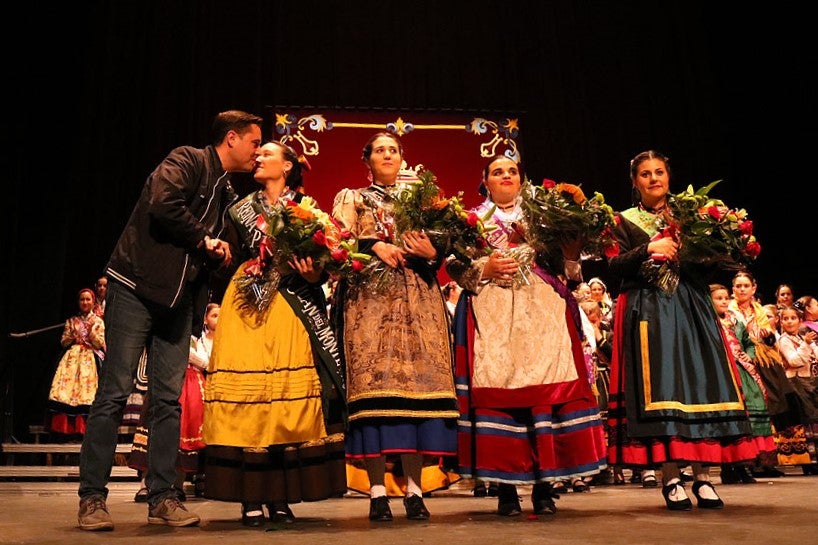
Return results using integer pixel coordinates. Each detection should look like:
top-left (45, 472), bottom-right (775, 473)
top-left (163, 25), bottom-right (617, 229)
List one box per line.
top-left (105, 145), bottom-right (237, 309)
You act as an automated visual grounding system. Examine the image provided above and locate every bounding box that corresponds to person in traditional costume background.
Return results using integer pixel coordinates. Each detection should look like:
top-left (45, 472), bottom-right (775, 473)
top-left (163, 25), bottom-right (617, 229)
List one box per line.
top-left (331, 132), bottom-right (458, 522)
top-left (202, 141), bottom-right (346, 527)
top-left (777, 303), bottom-right (818, 474)
top-left (445, 154), bottom-right (607, 517)
top-left (728, 271), bottom-right (797, 478)
top-left (606, 150), bottom-right (758, 511)
top-left (47, 288), bottom-right (105, 436)
top-left (710, 283), bottom-right (777, 483)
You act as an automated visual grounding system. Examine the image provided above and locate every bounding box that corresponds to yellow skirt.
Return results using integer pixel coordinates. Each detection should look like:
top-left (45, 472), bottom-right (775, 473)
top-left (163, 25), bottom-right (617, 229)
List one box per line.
top-left (203, 273), bottom-right (326, 448)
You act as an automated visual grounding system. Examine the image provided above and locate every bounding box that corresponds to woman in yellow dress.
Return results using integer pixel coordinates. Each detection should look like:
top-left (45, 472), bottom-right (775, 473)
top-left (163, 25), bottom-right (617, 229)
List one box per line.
top-left (202, 141), bottom-right (346, 526)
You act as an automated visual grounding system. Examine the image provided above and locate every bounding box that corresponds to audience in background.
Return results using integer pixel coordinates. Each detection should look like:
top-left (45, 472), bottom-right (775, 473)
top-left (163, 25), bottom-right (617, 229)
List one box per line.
top-left (775, 284), bottom-right (795, 310)
top-left (93, 277), bottom-right (108, 317)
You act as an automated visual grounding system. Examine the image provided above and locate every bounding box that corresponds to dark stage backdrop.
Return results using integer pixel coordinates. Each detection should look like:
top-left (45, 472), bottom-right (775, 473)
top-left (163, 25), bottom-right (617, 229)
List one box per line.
top-left (3, 1), bottom-right (815, 439)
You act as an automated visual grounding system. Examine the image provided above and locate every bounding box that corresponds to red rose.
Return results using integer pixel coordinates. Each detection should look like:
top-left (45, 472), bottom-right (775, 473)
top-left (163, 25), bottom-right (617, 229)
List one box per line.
top-left (542, 178), bottom-right (556, 189)
top-left (340, 229), bottom-right (353, 240)
top-left (331, 248), bottom-right (349, 262)
top-left (744, 240), bottom-right (761, 258)
top-left (739, 220), bottom-right (753, 235)
top-left (466, 211), bottom-right (479, 227)
top-left (351, 259), bottom-right (365, 272)
top-left (312, 229), bottom-right (327, 246)
top-left (707, 206), bottom-right (724, 220)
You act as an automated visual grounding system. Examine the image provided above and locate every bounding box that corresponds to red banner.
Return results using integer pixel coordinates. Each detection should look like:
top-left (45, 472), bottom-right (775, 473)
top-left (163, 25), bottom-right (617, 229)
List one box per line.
top-left (267, 107), bottom-right (523, 212)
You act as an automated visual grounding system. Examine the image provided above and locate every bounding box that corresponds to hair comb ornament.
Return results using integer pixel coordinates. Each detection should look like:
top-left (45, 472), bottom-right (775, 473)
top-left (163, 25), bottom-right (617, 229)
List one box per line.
top-left (297, 155), bottom-right (312, 172)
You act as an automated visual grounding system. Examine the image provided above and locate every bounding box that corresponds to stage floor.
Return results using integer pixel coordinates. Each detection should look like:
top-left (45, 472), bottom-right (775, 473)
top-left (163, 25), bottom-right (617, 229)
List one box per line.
top-left (1, 469), bottom-right (814, 545)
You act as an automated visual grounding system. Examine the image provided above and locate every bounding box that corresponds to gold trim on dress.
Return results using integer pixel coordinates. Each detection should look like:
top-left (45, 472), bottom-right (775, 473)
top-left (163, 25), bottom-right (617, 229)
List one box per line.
top-left (640, 320), bottom-right (745, 412)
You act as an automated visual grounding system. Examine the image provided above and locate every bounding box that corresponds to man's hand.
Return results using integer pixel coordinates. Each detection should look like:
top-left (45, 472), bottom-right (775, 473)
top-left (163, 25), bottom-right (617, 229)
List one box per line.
top-left (203, 235), bottom-right (232, 266)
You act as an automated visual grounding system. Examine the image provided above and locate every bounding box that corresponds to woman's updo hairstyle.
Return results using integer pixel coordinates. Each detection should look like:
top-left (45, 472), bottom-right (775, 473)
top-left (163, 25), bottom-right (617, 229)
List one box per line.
top-left (629, 150), bottom-right (670, 181)
top-left (361, 131), bottom-right (403, 162)
top-left (272, 141), bottom-right (309, 191)
top-left (478, 153), bottom-right (525, 196)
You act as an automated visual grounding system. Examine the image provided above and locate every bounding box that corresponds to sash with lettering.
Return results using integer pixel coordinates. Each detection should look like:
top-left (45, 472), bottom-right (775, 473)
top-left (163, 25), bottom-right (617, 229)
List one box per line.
top-left (228, 191), bottom-right (269, 255)
top-left (227, 190), bottom-right (298, 312)
top-left (279, 275), bottom-right (346, 405)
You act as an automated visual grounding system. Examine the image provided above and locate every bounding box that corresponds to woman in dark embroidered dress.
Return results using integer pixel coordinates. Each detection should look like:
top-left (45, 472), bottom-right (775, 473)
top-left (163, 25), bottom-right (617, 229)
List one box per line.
top-left (606, 150), bottom-right (758, 510)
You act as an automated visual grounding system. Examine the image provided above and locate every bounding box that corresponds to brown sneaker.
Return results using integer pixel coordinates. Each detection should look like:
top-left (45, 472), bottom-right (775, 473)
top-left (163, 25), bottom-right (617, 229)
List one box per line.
top-left (148, 496), bottom-right (201, 527)
top-left (78, 496), bottom-right (114, 531)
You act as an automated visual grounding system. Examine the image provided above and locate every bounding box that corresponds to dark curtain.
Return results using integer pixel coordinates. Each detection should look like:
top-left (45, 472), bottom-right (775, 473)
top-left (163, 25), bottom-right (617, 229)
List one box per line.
top-left (3, 0), bottom-right (814, 439)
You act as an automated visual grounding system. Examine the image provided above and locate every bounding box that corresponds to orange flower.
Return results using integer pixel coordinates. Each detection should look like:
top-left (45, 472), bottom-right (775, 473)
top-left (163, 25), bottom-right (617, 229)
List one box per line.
top-left (431, 196), bottom-right (450, 210)
top-left (521, 179), bottom-right (618, 259)
top-left (287, 202), bottom-right (316, 221)
top-left (556, 183), bottom-right (587, 205)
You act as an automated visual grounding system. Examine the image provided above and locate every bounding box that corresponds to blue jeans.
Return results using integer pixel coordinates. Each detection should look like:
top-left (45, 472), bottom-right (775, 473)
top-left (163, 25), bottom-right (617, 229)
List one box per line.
top-left (79, 279), bottom-right (192, 504)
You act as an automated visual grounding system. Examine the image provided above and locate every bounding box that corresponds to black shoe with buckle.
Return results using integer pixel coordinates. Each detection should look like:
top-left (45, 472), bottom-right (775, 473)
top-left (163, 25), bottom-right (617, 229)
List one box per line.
top-left (473, 483), bottom-right (488, 497)
top-left (241, 503), bottom-right (265, 527)
top-left (496, 483), bottom-right (522, 516)
top-left (134, 487), bottom-right (148, 503)
top-left (369, 496), bottom-right (393, 522)
top-left (661, 480), bottom-right (693, 511)
top-left (403, 494), bottom-right (430, 520)
top-left (531, 482), bottom-right (558, 515)
top-left (691, 481), bottom-right (724, 509)
top-left (641, 473), bottom-right (659, 488)
top-left (572, 478), bottom-right (590, 492)
top-left (267, 502), bottom-right (295, 523)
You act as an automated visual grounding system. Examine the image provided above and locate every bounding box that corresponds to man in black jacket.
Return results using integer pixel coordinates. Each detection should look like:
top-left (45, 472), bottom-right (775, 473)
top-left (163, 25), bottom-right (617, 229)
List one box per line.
top-left (77, 110), bottom-right (263, 531)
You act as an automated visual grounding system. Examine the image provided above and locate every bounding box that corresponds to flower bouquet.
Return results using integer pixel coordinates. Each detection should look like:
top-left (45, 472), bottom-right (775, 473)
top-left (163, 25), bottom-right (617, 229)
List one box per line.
top-left (392, 169), bottom-right (494, 262)
top-left (235, 196), bottom-right (370, 311)
top-left (351, 169), bottom-right (495, 294)
top-left (640, 180), bottom-right (761, 295)
top-left (519, 178), bottom-right (620, 260)
top-left (638, 222), bottom-right (681, 296)
top-left (669, 180), bottom-right (761, 266)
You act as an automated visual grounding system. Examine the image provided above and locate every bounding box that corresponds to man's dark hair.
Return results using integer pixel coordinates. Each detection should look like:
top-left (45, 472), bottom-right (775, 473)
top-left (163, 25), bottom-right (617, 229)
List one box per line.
top-left (212, 110), bottom-right (264, 145)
